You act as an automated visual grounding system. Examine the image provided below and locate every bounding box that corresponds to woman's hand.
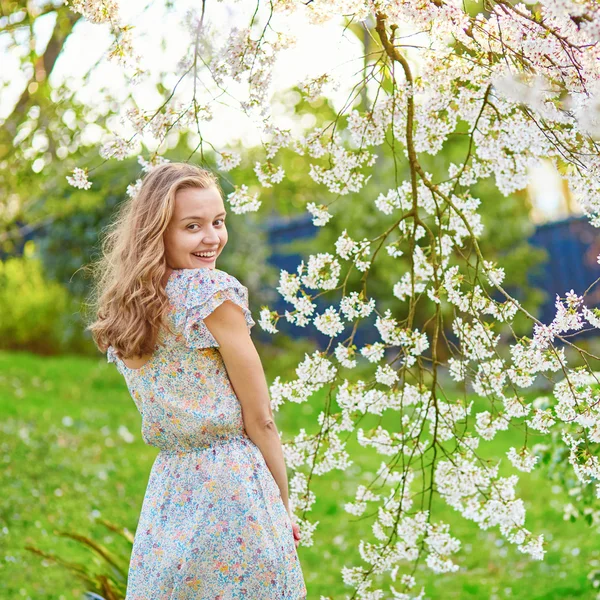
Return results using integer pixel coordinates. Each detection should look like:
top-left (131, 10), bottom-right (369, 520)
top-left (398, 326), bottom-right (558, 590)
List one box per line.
top-left (287, 507), bottom-right (301, 548)
top-left (291, 522), bottom-right (301, 548)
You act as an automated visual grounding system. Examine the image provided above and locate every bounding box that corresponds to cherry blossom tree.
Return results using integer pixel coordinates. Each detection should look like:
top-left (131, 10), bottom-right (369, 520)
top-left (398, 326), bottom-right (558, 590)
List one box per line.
top-left (65, 0), bottom-right (600, 597)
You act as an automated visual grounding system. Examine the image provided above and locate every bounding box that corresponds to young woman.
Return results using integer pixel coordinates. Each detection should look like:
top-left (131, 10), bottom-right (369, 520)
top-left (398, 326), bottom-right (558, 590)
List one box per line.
top-left (87, 162), bottom-right (306, 599)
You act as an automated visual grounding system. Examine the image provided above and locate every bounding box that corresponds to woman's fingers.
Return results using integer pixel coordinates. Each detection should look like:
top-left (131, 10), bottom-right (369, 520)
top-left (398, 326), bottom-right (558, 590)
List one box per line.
top-left (291, 522), bottom-right (301, 548)
top-left (286, 509), bottom-right (301, 547)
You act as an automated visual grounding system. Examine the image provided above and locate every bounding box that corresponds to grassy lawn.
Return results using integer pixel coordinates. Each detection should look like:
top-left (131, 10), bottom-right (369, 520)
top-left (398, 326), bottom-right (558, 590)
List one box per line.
top-left (0, 349), bottom-right (598, 599)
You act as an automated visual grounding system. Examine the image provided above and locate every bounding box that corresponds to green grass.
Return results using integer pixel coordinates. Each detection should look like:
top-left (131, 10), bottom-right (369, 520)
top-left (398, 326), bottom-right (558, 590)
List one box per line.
top-left (0, 349), bottom-right (598, 599)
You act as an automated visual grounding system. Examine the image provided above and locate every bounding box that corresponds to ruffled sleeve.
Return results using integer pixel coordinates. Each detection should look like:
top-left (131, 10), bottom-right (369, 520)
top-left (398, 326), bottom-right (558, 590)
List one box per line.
top-left (106, 345), bottom-right (124, 374)
top-left (107, 345), bottom-right (117, 364)
top-left (182, 268), bottom-right (255, 349)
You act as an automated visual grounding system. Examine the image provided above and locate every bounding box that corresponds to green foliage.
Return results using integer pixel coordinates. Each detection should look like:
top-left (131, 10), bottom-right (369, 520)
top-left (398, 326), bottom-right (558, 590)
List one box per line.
top-left (0, 242), bottom-right (89, 354)
top-left (33, 160), bottom-right (140, 299)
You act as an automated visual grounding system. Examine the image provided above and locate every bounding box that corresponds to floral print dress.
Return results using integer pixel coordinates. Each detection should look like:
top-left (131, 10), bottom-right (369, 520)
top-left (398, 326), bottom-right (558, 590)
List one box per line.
top-left (107, 267), bottom-right (307, 599)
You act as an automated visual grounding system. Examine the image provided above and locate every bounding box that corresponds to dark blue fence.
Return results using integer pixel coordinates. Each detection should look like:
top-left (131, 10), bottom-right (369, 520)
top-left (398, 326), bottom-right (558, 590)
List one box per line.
top-left (529, 215), bottom-right (600, 331)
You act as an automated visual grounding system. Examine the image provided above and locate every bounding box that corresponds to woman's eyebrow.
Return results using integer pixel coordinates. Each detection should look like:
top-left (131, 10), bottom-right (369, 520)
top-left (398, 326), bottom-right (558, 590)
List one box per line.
top-left (180, 211), bottom-right (227, 221)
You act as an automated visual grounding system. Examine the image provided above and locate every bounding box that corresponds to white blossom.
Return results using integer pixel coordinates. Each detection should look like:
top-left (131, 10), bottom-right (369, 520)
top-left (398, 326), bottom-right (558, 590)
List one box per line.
top-left (306, 202), bottom-right (333, 227)
top-left (66, 167), bottom-right (92, 190)
top-left (314, 306), bottom-right (345, 337)
top-left (254, 161), bottom-right (285, 187)
top-left (334, 344), bottom-right (357, 369)
top-left (507, 447), bottom-right (539, 472)
top-left (216, 151), bottom-right (242, 171)
top-left (226, 184), bottom-right (261, 214)
top-left (99, 135), bottom-right (134, 160)
top-left (126, 178), bottom-right (142, 198)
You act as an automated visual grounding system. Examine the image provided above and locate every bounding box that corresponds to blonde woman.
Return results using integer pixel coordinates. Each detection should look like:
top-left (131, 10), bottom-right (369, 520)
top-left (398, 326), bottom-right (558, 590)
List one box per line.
top-left (87, 163), bottom-right (306, 599)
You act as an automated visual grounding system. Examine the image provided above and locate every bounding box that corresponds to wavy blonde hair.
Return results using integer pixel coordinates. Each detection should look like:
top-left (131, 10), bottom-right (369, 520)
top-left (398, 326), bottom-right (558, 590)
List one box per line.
top-left (85, 162), bottom-right (222, 359)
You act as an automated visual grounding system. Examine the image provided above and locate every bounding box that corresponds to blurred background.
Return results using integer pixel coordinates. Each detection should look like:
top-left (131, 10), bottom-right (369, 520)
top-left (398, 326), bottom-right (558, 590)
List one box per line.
top-left (2, 2), bottom-right (600, 599)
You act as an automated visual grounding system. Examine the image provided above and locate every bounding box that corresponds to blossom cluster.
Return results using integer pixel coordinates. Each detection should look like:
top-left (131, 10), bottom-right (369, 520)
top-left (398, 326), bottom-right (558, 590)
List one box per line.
top-left (66, 0), bottom-right (141, 69)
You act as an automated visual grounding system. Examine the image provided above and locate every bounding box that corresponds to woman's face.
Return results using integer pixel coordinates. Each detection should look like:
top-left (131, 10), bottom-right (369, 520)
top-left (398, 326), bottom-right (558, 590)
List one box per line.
top-left (163, 186), bottom-right (228, 270)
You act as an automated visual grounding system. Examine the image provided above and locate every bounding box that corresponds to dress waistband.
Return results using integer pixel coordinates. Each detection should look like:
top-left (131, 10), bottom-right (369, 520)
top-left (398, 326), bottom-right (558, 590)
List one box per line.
top-left (157, 433), bottom-right (250, 456)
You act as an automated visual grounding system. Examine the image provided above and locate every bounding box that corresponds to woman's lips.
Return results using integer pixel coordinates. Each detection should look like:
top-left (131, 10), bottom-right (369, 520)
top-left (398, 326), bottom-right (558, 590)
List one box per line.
top-left (192, 252), bottom-right (217, 263)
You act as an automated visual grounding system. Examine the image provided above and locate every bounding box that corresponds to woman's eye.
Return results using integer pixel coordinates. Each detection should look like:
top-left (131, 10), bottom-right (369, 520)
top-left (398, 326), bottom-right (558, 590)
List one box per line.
top-left (188, 220), bottom-right (224, 231)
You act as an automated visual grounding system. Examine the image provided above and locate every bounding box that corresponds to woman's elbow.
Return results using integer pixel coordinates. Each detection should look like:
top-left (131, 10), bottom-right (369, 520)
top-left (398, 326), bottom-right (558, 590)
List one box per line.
top-left (245, 416), bottom-right (277, 437)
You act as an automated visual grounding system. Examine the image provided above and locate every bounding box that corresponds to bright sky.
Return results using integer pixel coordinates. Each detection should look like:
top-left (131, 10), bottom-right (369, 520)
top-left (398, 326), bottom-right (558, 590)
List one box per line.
top-left (2, 2), bottom-right (366, 149)
top-left (0, 1), bottom-right (569, 220)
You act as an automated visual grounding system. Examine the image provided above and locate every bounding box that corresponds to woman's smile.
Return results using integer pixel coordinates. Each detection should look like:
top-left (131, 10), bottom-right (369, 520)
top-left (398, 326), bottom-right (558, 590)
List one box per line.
top-left (191, 251), bottom-right (218, 264)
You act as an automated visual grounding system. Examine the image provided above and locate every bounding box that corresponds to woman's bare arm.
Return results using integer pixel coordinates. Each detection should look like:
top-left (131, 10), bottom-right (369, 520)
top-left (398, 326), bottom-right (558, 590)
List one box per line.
top-left (203, 300), bottom-right (291, 513)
